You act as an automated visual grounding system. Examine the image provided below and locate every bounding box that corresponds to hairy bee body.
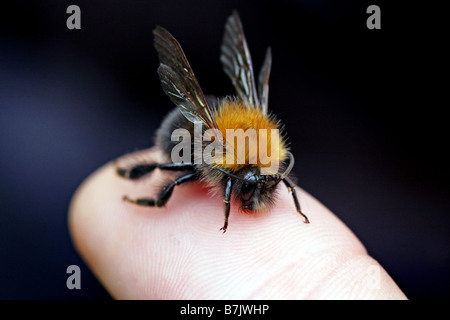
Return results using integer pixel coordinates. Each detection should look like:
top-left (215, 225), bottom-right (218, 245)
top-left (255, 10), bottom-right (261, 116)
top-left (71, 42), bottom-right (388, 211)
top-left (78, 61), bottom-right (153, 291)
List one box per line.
top-left (155, 98), bottom-right (286, 213)
top-left (155, 107), bottom-right (193, 161)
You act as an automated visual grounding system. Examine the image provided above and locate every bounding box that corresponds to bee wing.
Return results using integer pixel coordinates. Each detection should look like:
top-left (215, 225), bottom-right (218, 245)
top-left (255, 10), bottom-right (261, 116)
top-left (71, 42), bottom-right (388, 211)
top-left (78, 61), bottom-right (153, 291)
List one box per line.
top-left (221, 11), bottom-right (270, 113)
top-left (258, 47), bottom-right (272, 114)
top-left (153, 26), bottom-right (218, 130)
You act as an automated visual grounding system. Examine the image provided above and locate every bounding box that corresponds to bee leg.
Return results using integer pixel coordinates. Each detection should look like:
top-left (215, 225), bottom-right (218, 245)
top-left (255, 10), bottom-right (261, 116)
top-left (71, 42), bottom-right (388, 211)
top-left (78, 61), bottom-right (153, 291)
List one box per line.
top-left (220, 178), bottom-right (233, 233)
top-left (117, 162), bottom-right (194, 180)
top-left (123, 172), bottom-right (197, 207)
top-left (282, 177), bottom-right (310, 224)
top-left (117, 164), bottom-right (158, 180)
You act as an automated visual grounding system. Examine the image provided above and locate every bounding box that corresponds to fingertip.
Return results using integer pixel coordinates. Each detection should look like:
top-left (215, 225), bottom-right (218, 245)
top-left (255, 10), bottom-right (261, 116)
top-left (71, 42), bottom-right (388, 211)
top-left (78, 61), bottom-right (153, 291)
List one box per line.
top-left (68, 161), bottom-right (119, 271)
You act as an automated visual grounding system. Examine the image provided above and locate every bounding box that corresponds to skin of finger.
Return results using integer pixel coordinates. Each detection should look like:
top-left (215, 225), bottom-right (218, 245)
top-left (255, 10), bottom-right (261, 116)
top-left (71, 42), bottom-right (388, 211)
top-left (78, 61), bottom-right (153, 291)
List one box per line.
top-left (68, 150), bottom-right (407, 299)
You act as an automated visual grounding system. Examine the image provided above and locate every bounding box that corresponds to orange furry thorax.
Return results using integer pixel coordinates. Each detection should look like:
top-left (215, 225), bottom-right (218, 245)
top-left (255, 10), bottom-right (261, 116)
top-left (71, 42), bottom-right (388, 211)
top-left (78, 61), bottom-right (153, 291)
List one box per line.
top-left (211, 99), bottom-right (288, 173)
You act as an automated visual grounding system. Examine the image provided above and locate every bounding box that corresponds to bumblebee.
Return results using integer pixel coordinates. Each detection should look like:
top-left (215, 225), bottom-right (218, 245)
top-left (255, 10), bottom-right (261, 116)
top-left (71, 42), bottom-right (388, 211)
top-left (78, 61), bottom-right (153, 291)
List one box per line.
top-left (117, 11), bottom-right (309, 232)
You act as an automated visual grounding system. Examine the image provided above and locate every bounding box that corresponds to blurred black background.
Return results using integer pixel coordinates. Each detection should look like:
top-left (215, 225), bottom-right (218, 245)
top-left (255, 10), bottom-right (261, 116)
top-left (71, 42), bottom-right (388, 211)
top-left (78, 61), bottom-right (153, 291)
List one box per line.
top-left (0, 0), bottom-right (448, 299)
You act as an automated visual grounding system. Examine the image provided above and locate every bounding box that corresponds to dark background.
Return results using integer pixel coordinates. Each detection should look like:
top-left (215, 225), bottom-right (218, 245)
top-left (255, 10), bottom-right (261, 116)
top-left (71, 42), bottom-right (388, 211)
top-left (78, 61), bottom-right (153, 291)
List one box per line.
top-left (0, 0), bottom-right (447, 299)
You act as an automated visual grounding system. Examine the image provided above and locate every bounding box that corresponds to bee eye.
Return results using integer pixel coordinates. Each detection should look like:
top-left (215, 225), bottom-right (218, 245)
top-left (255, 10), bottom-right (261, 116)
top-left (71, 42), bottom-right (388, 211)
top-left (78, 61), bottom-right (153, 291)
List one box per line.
top-left (241, 183), bottom-right (256, 201)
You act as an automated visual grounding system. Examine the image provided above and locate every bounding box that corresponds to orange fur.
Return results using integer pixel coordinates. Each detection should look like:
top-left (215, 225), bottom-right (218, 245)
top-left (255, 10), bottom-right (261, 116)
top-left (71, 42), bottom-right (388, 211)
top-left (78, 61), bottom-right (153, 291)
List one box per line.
top-left (212, 99), bottom-right (287, 173)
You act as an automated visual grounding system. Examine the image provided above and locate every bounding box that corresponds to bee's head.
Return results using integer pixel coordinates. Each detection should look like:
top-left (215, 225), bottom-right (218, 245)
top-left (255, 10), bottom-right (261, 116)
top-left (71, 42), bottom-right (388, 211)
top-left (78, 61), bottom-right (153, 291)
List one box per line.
top-left (214, 151), bottom-right (295, 212)
top-left (235, 169), bottom-right (281, 212)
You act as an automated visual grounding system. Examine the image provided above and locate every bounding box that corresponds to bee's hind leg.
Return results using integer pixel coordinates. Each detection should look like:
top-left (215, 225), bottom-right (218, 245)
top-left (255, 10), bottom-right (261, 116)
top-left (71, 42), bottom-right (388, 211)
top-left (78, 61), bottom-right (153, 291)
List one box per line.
top-left (123, 172), bottom-right (197, 207)
top-left (117, 162), bottom-right (194, 180)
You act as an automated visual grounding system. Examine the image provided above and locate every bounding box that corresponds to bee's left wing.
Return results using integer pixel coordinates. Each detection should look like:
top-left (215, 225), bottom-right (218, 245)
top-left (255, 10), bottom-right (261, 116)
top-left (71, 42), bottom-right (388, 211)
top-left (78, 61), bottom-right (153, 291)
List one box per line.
top-left (153, 26), bottom-right (219, 131)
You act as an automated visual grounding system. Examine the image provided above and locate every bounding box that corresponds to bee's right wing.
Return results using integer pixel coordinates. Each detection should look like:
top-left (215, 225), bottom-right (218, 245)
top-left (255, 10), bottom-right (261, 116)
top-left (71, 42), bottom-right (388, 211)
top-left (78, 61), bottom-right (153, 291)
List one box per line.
top-left (153, 26), bottom-right (219, 131)
top-left (257, 47), bottom-right (272, 115)
top-left (220, 11), bottom-right (273, 114)
top-left (220, 11), bottom-right (260, 110)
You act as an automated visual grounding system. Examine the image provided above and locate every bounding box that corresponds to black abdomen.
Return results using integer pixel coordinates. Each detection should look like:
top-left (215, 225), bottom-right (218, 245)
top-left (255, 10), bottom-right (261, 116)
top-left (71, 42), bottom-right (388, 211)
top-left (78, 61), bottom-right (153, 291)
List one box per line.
top-left (154, 108), bottom-right (195, 161)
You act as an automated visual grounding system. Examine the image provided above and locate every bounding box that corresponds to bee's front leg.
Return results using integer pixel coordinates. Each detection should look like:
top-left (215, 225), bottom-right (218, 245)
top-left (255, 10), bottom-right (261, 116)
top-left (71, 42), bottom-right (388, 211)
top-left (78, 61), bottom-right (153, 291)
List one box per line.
top-left (220, 178), bottom-right (233, 233)
top-left (282, 177), bottom-right (310, 224)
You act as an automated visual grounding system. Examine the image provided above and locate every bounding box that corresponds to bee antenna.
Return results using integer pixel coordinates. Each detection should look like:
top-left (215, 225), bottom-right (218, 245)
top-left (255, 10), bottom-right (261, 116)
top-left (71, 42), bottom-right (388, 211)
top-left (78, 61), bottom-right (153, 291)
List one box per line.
top-left (278, 151), bottom-right (295, 181)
